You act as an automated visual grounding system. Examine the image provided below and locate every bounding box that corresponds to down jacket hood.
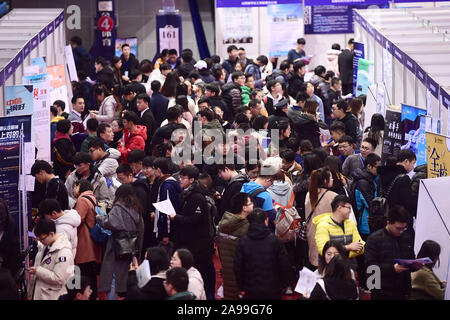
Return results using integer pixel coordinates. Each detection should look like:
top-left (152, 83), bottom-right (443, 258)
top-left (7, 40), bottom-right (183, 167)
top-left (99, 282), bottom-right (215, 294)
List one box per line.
top-left (268, 180), bottom-right (291, 198)
top-left (107, 148), bottom-right (121, 160)
top-left (129, 125), bottom-right (147, 141)
top-left (326, 49), bottom-right (341, 61)
top-left (351, 168), bottom-right (374, 182)
top-left (56, 209), bottom-right (81, 228)
top-left (246, 222), bottom-right (271, 241)
top-left (218, 211), bottom-right (249, 235)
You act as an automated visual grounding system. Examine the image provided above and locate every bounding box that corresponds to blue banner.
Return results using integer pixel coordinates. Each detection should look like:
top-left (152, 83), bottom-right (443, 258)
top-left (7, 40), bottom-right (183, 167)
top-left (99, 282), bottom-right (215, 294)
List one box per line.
top-left (305, 0), bottom-right (387, 4)
top-left (0, 115), bottom-right (32, 229)
top-left (89, 0), bottom-right (117, 62)
top-left (353, 42), bottom-right (364, 95)
top-left (401, 104), bottom-right (427, 166)
top-left (216, 0), bottom-right (300, 7)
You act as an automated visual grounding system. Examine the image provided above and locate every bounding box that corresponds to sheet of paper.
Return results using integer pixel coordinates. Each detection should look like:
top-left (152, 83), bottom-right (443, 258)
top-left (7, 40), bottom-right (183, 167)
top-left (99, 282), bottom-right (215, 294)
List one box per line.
top-left (136, 260), bottom-right (152, 288)
top-left (153, 198), bottom-right (176, 216)
top-left (24, 142), bottom-right (35, 175)
top-left (111, 177), bottom-right (122, 188)
top-left (25, 175), bottom-right (35, 192)
top-left (294, 267), bottom-right (321, 298)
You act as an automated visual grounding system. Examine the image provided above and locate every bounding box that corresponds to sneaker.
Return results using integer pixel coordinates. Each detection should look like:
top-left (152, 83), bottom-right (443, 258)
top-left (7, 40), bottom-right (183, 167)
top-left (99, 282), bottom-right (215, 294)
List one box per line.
top-left (285, 286), bottom-right (293, 295)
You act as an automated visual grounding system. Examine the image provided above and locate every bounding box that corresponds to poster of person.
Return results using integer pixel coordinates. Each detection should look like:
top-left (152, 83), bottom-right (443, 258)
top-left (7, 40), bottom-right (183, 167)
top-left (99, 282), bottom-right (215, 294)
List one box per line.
top-left (115, 37), bottom-right (138, 58)
top-left (400, 104), bottom-right (427, 166)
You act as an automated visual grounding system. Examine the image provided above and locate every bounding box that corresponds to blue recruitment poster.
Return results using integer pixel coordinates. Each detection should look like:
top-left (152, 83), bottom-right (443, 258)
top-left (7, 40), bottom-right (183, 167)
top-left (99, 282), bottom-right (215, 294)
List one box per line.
top-left (0, 115), bottom-right (32, 236)
top-left (267, 3), bottom-right (303, 57)
top-left (400, 104), bottom-right (427, 166)
top-left (353, 42), bottom-right (364, 95)
top-left (4, 85), bottom-right (34, 116)
top-left (115, 37), bottom-right (138, 58)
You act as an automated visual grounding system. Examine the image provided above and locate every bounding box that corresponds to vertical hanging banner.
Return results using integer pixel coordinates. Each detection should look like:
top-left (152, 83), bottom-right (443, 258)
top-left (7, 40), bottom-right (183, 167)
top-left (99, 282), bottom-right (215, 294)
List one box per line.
top-left (267, 3), bottom-right (303, 57)
top-left (353, 42), bottom-right (364, 95)
top-left (89, 0), bottom-right (117, 62)
top-left (156, 12), bottom-right (182, 55)
top-left (400, 104), bottom-right (427, 166)
top-left (382, 105), bottom-right (402, 164)
top-left (426, 133), bottom-right (450, 178)
top-left (47, 65), bottom-right (69, 107)
top-left (0, 115), bottom-right (32, 234)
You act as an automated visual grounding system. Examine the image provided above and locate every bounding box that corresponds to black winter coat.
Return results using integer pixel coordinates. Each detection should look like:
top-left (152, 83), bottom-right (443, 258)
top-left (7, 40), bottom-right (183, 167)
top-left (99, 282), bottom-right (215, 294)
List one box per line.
top-left (291, 113), bottom-right (321, 148)
top-left (310, 278), bottom-right (358, 300)
top-left (365, 228), bottom-right (415, 299)
top-left (173, 181), bottom-right (214, 266)
top-left (0, 214), bottom-right (21, 277)
top-left (44, 177), bottom-right (69, 211)
top-left (340, 112), bottom-right (358, 142)
top-left (96, 67), bottom-right (115, 91)
top-left (139, 109), bottom-right (157, 156)
top-left (217, 173), bottom-right (249, 224)
top-left (377, 164), bottom-right (417, 219)
top-left (151, 122), bottom-right (187, 153)
top-left (120, 53), bottom-right (139, 76)
top-left (268, 109), bottom-right (291, 130)
top-left (338, 49), bottom-right (353, 84)
top-left (126, 271), bottom-right (168, 300)
top-left (411, 164), bottom-right (426, 201)
top-left (234, 223), bottom-right (292, 299)
top-left (52, 136), bottom-right (76, 180)
top-left (287, 72), bottom-right (304, 100)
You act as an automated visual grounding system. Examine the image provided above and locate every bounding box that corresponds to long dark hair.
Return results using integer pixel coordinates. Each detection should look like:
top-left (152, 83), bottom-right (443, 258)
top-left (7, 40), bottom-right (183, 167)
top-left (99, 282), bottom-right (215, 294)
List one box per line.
top-left (308, 168), bottom-right (331, 210)
top-left (301, 154), bottom-right (323, 177)
top-left (324, 156), bottom-right (346, 193)
top-left (324, 255), bottom-right (353, 281)
top-left (365, 113), bottom-right (385, 143)
top-left (417, 240), bottom-right (441, 269)
top-left (113, 184), bottom-right (143, 214)
top-left (161, 71), bottom-right (180, 98)
top-left (175, 248), bottom-right (194, 270)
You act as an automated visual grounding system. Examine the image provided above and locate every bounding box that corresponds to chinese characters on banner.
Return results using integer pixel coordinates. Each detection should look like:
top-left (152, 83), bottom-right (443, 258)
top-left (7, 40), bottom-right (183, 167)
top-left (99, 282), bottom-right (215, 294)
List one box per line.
top-left (382, 105), bottom-right (402, 164)
top-left (426, 133), bottom-right (449, 178)
top-left (400, 104), bottom-right (427, 166)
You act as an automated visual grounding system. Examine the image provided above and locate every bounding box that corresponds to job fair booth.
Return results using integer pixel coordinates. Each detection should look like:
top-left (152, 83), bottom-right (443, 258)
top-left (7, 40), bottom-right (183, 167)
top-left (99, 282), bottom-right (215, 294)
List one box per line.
top-left (0, 8), bottom-right (72, 251)
top-left (354, 7), bottom-right (450, 297)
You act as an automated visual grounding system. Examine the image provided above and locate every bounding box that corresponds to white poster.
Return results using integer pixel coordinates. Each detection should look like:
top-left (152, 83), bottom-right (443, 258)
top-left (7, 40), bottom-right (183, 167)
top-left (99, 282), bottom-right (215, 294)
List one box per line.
top-left (22, 74), bottom-right (51, 162)
top-left (267, 4), bottom-right (303, 57)
top-left (65, 45), bottom-right (78, 83)
top-left (221, 7), bottom-right (254, 45)
top-left (383, 48), bottom-right (392, 90)
top-left (159, 25), bottom-right (179, 53)
top-left (376, 82), bottom-right (386, 115)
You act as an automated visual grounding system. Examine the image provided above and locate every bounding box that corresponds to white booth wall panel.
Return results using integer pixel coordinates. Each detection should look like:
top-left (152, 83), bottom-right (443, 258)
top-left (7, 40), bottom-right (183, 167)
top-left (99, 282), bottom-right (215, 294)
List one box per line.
top-left (417, 81), bottom-right (427, 115)
top-left (393, 58), bottom-right (404, 105)
top-left (405, 69), bottom-right (415, 106)
top-left (374, 41), bottom-right (383, 84)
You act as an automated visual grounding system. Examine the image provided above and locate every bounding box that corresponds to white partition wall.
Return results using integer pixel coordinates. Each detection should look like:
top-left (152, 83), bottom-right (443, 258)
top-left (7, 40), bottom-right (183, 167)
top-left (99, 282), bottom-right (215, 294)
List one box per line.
top-left (355, 7), bottom-right (450, 135)
top-left (0, 9), bottom-right (65, 113)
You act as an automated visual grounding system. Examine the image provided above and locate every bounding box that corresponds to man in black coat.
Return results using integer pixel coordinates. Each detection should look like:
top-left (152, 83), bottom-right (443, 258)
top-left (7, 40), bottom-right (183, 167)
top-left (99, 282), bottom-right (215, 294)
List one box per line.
top-left (31, 160), bottom-right (69, 210)
top-left (176, 50), bottom-right (195, 79)
top-left (120, 44), bottom-right (139, 82)
top-left (287, 61), bottom-right (306, 100)
top-left (365, 205), bottom-right (416, 300)
top-left (332, 99), bottom-right (358, 142)
top-left (151, 107), bottom-right (187, 154)
top-left (377, 150), bottom-right (417, 235)
top-left (136, 93), bottom-right (156, 155)
top-left (234, 209), bottom-right (292, 300)
top-left (338, 38), bottom-right (354, 95)
top-left (216, 164), bottom-right (249, 224)
top-left (168, 166), bottom-right (215, 300)
top-left (94, 57), bottom-right (115, 91)
top-left (149, 80), bottom-right (169, 128)
top-left (268, 99), bottom-right (291, 130)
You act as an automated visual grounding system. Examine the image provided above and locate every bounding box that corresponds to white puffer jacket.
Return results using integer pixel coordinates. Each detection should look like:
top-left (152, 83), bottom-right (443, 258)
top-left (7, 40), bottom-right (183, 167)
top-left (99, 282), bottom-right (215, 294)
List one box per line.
top-left (326, 49), bottom-right (341, 76)
top-left (53, 209), bottom-right (81, 257)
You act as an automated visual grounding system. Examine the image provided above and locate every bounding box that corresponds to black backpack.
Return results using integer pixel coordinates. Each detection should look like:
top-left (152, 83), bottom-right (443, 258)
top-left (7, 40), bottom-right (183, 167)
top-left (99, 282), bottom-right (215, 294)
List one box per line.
top-left (368, 174), bottom-right (406, 233)
top-left (249, 188), bottom-right (266, 208)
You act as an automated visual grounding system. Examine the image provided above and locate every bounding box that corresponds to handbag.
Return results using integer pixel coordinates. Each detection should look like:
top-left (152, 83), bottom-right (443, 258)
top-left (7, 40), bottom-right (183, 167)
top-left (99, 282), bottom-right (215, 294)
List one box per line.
top-left (299, 190), bottom-right (329, 241)
top-left (112, 207), bottom-right (139, 261)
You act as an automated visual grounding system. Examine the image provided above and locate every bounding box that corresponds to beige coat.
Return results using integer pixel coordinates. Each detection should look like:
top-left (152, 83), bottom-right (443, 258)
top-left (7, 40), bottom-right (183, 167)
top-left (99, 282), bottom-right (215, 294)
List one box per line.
top-left (28, 233), bottom-right (74, 300)
top-left (304, 189), bottom-right (338, 267)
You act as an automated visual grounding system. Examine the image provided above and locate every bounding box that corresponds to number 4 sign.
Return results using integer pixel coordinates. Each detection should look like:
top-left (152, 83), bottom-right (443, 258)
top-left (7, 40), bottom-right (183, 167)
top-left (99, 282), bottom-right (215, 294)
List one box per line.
top-left (159, 25), bottom-right (179, 53)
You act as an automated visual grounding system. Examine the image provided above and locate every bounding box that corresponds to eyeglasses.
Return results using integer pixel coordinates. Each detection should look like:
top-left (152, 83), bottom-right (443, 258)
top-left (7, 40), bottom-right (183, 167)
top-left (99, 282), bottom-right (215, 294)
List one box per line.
top-left (88, 148), bottom-right (97, 153)
top-left (394, 226), bottom-right (408, 232)
top-left (37, 234), bottom-right (49, 242)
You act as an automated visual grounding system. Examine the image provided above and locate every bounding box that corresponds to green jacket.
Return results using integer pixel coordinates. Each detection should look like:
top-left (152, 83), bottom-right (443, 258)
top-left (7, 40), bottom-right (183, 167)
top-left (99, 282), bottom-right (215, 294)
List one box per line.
top-left (410, 266), bottom-right (445, 300)
top-left (80, 134), bottom-right (98, 153)
top-left (217, 211), bottom-right (249, 300)
top-left (241, 86), bottom-right (252, 106)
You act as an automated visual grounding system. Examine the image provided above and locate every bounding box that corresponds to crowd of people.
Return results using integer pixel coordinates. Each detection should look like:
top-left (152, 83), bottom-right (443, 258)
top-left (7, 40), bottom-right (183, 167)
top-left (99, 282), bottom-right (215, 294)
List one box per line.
top-left (0, 37), bottom-right (446, 301)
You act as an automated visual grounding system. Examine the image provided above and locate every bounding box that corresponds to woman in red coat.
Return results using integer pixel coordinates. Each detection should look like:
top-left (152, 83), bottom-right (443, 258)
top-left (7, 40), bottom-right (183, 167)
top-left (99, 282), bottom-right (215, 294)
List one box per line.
top-left (118, 111), bottom-right (147, 163)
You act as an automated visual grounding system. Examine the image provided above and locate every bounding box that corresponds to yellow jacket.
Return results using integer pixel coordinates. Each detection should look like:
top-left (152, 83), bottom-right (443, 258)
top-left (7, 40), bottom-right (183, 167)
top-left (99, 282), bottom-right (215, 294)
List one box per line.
top-left (51, 116), bottom-right (65, 123)
top-left (313, 212), bottom-right (365, 259)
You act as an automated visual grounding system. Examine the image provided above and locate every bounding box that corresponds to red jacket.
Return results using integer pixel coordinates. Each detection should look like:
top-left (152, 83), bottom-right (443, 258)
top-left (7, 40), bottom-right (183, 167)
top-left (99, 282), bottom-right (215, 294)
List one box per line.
top-left (118, 125), bottom-right (147, 163)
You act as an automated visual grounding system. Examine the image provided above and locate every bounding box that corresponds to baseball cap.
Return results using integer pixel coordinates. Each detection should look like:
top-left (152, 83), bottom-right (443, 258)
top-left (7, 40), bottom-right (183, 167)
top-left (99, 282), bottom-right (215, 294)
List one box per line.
top-left (194, 60), bottom-right (207, 70)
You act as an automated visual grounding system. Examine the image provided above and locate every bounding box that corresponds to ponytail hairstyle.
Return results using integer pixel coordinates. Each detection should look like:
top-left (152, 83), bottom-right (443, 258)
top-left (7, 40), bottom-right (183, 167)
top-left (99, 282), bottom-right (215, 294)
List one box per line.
top-left (308, 167), bottom-right (332, 210)
top-left (272, 119), bottom-right (290, 139)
